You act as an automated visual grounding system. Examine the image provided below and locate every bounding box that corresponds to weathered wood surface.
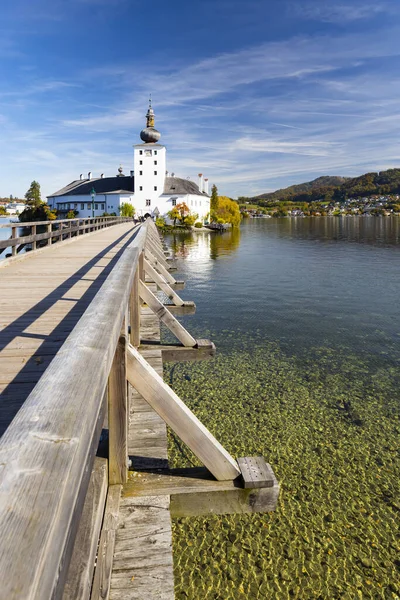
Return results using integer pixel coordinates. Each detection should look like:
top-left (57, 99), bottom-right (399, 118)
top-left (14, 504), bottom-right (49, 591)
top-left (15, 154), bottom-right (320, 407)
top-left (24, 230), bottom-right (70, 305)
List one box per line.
top-left (108, 329), bottom-right (129, 485)
top-left (127, 344), bottom-right (241, 481)
top-left (0, 223), bottom-right (140, 438)
top-left (0, 222), bottom-right (148, 599)
top-left (123, 467), bottom-right (280, 518)
top-left (237, 456), bottom-right (275, 489)
top-left (110, 496), bottom-right (174, 600)
top-left (110, 299), bottom-right (174, 599)
top-left (63, 457), bottom-right (108, 600)
top-left (91, 485), bottom-right (122, 600)
top-left (139, 281), bottom-right (196, 347)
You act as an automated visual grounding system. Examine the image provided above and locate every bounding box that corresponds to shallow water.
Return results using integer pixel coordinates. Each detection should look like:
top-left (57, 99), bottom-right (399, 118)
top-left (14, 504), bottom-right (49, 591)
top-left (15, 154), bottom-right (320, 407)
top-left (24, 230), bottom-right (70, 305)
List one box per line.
top-left (163, 218), bottom-right (400, 599)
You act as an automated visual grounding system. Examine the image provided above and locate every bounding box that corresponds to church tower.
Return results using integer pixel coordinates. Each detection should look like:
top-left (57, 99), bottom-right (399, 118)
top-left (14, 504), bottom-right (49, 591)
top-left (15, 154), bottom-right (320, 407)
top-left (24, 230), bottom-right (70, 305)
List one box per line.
top-left (133, 99), bottom-right (166, 215)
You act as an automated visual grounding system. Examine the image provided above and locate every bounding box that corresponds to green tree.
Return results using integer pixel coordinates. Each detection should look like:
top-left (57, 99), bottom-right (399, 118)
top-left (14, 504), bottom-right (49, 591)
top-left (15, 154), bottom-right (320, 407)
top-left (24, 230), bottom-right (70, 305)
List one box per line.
top-left (0, 205), bottom-right (7, 216)
top-left (66, 210), bottom-right (78, 219)
top-left (25, 180), bottom-right (41, 205)
top-left (20, 180), bottom-right (56, 222)
top-left (120, 202), bottom-right (135, 217)
top-left (215, 196), bottom-right (241, 227)
top-left (210, 184), bottom-right (219, 222)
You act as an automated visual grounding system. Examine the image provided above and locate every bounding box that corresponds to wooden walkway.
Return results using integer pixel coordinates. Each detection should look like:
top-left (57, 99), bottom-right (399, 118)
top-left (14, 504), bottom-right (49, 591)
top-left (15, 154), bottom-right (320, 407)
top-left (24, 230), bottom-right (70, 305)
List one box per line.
top-left (0, 218), bottom-right (279, 600)
top-left (0, 222), bottom-right (139, 437)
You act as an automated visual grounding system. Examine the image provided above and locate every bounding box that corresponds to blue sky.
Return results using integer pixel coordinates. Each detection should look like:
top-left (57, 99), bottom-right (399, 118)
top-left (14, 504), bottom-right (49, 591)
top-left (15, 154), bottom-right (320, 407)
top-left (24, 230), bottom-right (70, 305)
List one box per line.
top-left (1, 0), bottom-right (400, 199)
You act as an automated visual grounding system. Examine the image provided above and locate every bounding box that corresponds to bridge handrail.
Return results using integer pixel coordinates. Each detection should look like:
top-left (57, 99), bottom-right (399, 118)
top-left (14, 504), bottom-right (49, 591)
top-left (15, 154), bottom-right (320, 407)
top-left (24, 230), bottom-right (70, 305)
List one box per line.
top-left (0, 216), bottom-right (134, 257)
top-left (0, 220), bottom-right (149, 599)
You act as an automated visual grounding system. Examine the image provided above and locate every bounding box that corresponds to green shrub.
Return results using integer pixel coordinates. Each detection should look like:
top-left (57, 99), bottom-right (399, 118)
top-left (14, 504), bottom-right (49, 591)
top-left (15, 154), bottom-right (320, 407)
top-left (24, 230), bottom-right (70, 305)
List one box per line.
top-left (194, 222), bottom-right (203, 228)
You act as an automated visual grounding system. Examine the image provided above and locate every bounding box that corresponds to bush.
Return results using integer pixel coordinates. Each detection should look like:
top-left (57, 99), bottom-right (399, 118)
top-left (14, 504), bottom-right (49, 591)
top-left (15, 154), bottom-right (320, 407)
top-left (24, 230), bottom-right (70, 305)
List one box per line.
top-left (194, 222), bottom-right (203, 228)
top-left (155, 216), bottom-right (166, 228)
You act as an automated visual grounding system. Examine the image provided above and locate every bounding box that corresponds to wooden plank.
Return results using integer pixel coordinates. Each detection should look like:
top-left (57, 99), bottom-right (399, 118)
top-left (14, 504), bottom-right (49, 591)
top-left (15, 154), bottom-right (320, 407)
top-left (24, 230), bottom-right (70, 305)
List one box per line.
top-left (123, 467), bottom-right (280, 517)
top-left (139, 281), bottom-right (196, 347)
top-left (237, 456), bottom-right (275, 489)
top-left (90, 485), bottom-right (122, 600)
top-left (126, 344), bottom-right (240, 481)
top-left (140, 343), bottom-right (216, 363)
top-left (108, 331), bottom-right (128, 485)
top-left (129, 264), bottom-right (140, 347)
top-left (0, 223), bottom-right (148, 599)
top-left (63, 457), bottom-right (108, 600)
top-left (110, 495), bottom-right (174, 600)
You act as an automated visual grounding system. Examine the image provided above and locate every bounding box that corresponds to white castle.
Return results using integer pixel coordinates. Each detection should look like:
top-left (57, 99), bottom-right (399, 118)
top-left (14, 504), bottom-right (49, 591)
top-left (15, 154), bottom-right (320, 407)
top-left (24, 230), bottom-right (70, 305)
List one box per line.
top-left (47, 101), bottom-right (211, 223)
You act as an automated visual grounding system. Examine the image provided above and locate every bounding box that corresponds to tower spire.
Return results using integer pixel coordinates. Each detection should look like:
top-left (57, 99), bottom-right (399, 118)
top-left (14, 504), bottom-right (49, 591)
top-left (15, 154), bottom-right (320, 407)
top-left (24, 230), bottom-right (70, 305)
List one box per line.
top-left (140, 96), bottom-right (161, 143)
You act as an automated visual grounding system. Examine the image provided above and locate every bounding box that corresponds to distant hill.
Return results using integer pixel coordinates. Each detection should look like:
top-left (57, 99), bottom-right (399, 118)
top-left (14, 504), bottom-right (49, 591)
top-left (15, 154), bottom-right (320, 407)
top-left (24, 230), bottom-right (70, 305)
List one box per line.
top-left (255, 176), bottom-right (349, 202)
top-left (248, 169), bottom-right (400, 204)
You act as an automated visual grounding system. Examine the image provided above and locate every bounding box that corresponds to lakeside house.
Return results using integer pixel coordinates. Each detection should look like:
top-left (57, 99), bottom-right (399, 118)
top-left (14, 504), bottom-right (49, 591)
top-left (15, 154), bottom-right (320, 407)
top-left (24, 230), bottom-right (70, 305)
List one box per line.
top-left (47, 102), bottom-right (211, 223)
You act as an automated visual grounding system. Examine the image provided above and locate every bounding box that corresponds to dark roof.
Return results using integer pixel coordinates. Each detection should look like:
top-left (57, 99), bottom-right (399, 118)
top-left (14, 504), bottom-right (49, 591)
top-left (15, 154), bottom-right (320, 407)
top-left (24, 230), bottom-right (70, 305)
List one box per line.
top-left (163, 177), bottom-right (208, 197)
top-left (48, 176), bottom-right (135, 197)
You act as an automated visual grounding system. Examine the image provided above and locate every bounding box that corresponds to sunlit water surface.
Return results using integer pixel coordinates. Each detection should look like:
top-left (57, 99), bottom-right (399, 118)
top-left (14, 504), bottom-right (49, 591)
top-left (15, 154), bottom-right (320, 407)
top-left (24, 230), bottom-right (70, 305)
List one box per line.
top-left (163, 218), bottom-right (400, 600)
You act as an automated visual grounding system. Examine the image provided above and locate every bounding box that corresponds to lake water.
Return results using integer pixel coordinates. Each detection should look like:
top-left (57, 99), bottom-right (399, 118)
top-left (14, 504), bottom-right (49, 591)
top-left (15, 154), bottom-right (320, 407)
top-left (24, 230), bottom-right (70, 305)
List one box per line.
top-left (163, 217), bottom-right (400, 599)
top-left (0, 217), bottom-right (23, 258)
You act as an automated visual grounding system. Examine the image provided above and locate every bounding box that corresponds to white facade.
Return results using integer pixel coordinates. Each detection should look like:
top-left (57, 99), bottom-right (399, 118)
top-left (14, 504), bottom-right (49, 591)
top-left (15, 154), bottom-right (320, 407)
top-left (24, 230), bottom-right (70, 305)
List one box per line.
top-left (47, 104), bottom-right (210, 223)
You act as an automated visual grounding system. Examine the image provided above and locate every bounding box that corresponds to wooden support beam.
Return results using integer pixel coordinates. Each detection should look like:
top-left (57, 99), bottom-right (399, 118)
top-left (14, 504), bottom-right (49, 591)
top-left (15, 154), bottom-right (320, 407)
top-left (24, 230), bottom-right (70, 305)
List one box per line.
top-left (166, 303), bottom-right (195, 316)
top-left (108, 321), bottom-right (128, 485)
top-left (123, 466), bottom-right (280, 517)
top-left (139, 280), bottom-right (197, 347)
top-left (144, 258), bottom-right (186, 306)
top-left (63, 458), bottom-right (108, 600)
top-left (90, 485), bottom-right (121, 600)
top-left (144, 248), bottom-right (178, 286)
top-left (146, 239), bottom-right (174, 270)
top-left (237, 457), bottom-right (275, 489)
top-left (126, 344), bottom-right (240, 481)
top-left (140, 342), bottom-right (216, 363)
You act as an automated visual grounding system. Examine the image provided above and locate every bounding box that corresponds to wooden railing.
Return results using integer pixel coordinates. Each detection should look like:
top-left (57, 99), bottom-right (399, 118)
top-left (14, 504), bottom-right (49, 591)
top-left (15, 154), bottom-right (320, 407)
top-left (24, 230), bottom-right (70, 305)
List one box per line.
top-left (0, 216), bottom-right (133, 259)
top-left (0, 218), bottom-right (278, 599)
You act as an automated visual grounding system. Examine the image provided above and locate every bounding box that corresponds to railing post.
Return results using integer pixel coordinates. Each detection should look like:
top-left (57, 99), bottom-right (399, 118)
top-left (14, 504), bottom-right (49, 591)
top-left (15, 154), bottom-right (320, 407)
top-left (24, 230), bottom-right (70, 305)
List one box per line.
top-left (130, 252), bottom-right (143, 347)
top-left (108, 314), bottom-right (129, 485)
top-left (11, 225), bottom-right (17, 256)
top-left (47, 222), bottom-right (52, 245)
top-left (32, 224), bottom-right (37, 251)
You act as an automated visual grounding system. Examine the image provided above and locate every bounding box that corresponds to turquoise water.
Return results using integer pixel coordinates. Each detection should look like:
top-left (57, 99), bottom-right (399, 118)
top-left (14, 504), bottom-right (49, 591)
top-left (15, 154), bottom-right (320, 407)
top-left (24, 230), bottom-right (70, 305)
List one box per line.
top-left (163, 218), bottom-right (400, 599)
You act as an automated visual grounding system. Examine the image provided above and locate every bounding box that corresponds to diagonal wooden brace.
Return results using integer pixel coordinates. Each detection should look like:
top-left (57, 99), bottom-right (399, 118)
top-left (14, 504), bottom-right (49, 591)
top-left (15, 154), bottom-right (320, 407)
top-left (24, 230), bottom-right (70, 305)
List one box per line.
top-left (143, 258), bottom-right (186, 306)
top-left (127, 344), bottom-right (241, 481)
top-left (145, 248), bottom-right (181, 287)
top-left (139, 280), bottom-right (196, 347)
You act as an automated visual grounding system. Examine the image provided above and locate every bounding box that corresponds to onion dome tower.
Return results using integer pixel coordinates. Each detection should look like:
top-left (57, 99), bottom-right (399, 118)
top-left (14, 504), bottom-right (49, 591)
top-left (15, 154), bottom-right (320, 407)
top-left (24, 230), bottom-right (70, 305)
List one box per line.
top-left (140, 97), bottom-right (161, 143)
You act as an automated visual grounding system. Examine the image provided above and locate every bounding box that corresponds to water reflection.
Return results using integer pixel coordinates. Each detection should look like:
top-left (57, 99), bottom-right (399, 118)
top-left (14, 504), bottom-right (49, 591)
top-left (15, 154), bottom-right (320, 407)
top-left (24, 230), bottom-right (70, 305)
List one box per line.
top-left (166, 227), bottom-right (241, 263)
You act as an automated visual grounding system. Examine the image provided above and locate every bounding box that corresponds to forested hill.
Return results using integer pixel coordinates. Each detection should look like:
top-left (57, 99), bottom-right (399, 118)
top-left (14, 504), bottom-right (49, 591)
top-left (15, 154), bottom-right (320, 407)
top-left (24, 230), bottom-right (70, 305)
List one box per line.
top-left (245, 169), bottom-right (400, 204)
top-left (255, 176), bottom-right (348, 201)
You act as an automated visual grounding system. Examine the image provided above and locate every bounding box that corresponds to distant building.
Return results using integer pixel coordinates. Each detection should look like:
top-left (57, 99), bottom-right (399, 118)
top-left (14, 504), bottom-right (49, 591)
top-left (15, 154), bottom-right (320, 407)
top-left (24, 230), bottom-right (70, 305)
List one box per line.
top-left (47, 101), bottom-right (210, 223)
top-left (6, 202), bottom-right (26, 215)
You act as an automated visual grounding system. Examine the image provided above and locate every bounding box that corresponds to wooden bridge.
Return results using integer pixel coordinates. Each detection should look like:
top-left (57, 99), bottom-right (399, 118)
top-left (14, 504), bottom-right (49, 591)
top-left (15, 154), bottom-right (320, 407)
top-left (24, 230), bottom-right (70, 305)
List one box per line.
top-left (0, 217), bottom-right (279, 599)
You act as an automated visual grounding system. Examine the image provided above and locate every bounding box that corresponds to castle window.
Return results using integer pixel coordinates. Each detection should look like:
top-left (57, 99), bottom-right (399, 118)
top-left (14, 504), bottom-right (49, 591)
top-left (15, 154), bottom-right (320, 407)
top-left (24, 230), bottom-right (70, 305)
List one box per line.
top-left (172, 199), bottom-right (176, 206)
top-left (140, 160), bottom-right (143, 165)
top-left (81, 203), bottom-right (84, 210)
top-left (154, 171), bottom-right (157, 176)
top-left (154, 160), bottom-right (157, 165)
top-left (139, 171), bottom-right (143, 175)
top-left (154, 186), bottom-right (157, 191)
top-left (145, 150), bottom-right (152, 157)
top-left (101, 203), bottom-right (105, 210)
top-left (139, 150), bottom-right (143, 155)
top-left (87, 203), bottom-right (91, 209)
top-left (95, 203), bottom-right (98, 210)
top-left (154, 151), bottom-right (157, 155)
top-left (146, 199), bottom-right (151, 206)
top-left (139, 186), bottom-right (143, 191)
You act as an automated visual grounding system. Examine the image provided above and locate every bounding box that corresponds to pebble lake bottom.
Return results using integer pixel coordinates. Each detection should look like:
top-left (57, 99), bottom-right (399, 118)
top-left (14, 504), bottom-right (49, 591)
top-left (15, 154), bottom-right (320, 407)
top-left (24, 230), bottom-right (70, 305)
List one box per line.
top-left (162, 217), bottom-right (399, 600)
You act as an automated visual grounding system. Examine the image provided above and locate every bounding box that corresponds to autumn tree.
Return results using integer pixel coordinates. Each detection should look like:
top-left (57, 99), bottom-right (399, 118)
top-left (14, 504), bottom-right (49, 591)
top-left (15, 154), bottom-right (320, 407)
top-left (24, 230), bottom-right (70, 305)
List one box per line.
top-left (215, 196), bottom-right (241, 227)
top-left (167, 206), bottom-right (180, 227)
